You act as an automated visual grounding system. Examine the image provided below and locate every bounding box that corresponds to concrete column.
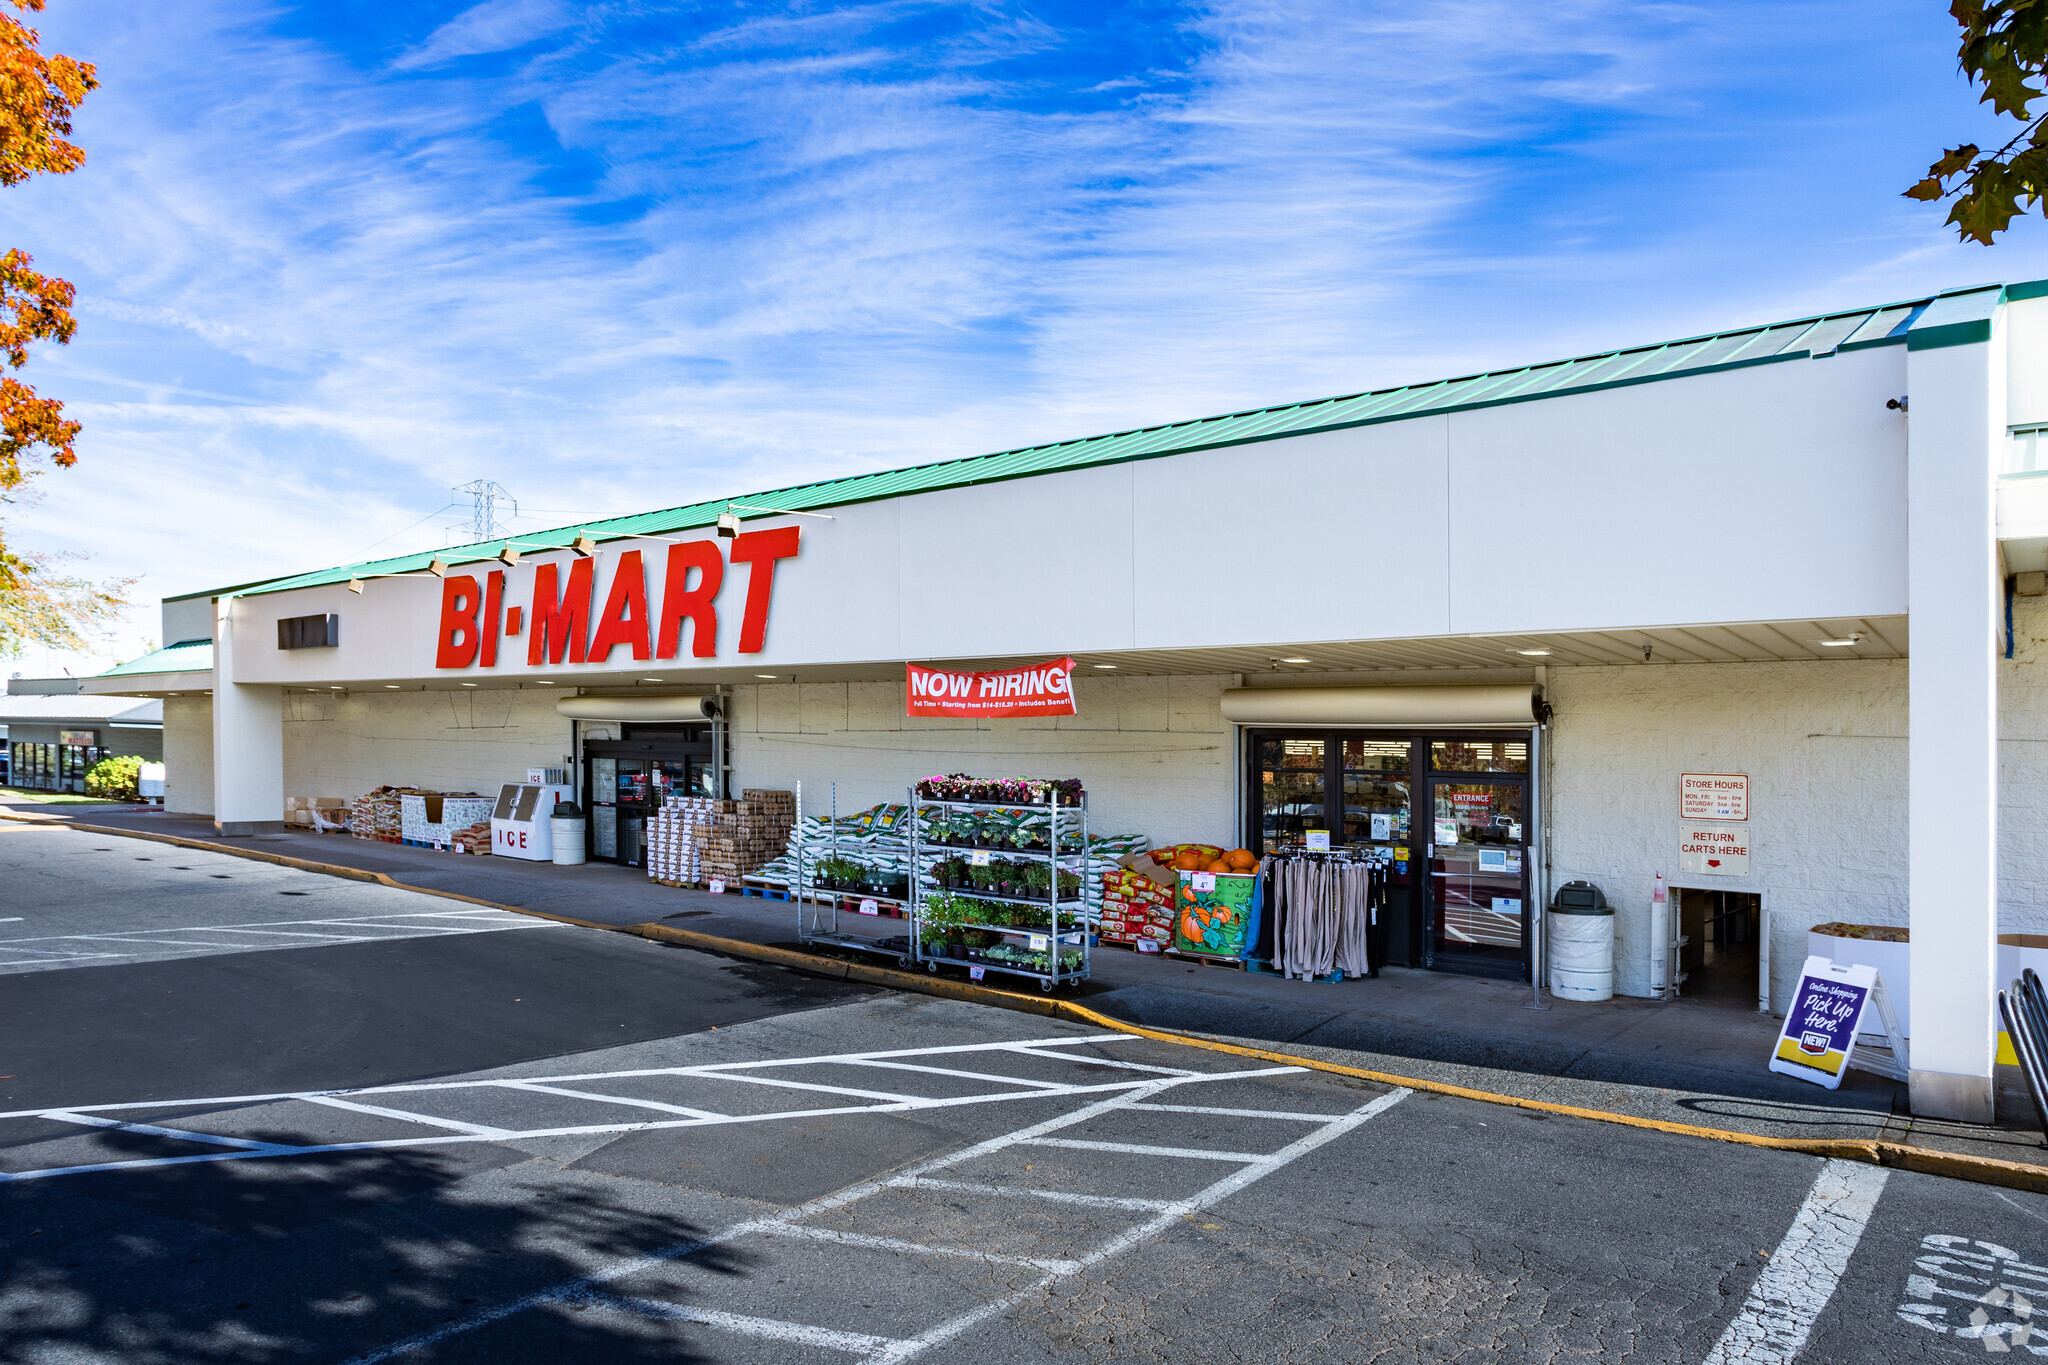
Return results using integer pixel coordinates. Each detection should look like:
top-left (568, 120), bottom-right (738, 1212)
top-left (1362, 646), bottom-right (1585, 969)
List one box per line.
top-left (1906, 292), bottom-right (2006, 1123)
top-left (211, 595), bottom-right (285, 836)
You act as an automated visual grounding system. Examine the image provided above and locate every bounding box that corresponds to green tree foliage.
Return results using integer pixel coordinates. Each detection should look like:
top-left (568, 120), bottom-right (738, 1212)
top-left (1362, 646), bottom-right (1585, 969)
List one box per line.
top-left (82, 752), bottom-right (141, 801)
top-left (1908, 2), bottom-right (2048, 243)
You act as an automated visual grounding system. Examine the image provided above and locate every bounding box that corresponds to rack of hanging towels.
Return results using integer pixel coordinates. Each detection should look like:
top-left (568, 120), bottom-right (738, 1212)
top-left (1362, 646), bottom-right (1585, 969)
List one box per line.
top-left (1253, 846), bottom-right (1391, 982)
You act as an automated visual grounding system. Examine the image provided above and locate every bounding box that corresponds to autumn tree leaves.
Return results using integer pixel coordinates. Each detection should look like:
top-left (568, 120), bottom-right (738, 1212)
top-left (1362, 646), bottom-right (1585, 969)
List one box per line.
top-left (0, 0), bottom-right (122, 654)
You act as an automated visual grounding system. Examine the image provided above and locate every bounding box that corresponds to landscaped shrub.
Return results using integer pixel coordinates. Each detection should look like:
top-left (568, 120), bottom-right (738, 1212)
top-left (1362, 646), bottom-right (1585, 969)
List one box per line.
top-left (84, 754), bottom-right (144, 801)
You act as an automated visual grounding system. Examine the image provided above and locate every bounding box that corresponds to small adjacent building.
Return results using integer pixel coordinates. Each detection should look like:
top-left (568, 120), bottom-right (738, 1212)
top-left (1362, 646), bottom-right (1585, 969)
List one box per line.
top-left (2, 675), bottom-right (163, 793)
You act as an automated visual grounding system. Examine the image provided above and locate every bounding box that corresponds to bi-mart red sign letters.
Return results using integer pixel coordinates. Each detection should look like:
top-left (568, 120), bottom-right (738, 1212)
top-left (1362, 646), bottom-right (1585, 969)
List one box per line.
top-left (434, 527), bottom-right (799, 670)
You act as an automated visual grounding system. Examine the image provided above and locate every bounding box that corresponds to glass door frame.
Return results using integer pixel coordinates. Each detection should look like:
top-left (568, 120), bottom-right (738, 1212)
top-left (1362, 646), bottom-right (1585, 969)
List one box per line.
top-left (580, 724), bottom-right (713, 865)
top-left (1244, 727), bottom-right (1538, 980)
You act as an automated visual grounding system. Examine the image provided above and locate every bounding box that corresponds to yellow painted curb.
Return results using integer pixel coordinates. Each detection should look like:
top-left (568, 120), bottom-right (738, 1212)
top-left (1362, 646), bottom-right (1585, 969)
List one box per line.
top-left (19, 812), bottom-right (2048, 1194)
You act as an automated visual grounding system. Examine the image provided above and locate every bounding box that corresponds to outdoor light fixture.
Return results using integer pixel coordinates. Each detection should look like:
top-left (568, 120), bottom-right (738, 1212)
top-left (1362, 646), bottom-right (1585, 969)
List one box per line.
top-left (1819, 635), bottom-right (1862, 647)
top-left (460, 682), bottom-right (478, 687)
top-left (718, 501), bottom-right (835, 538)
top-left (1277, 657), bottom-right (1312, 664)
top-left (571, 535), bottom-right (598, 557)
top-left (497, 544), bottom-right (520, 566)
top-left (641, 677), bottom-right (664, 683)
top-left (384, 685), bottom-right (401, 689)
top-left (755, 673), bottom-right (778, 678)
top-left (1093, 664), bottom-right (1117, 669)
top-left (347, 578), bottom-right (365, 594)
top-left (534, 680), bottom-right (555, 685)
top-left (1514, 648), bottom-right (1552, 657)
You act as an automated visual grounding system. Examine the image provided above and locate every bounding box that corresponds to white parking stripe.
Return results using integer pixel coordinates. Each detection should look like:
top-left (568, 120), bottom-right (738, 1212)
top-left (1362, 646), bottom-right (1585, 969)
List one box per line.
top-left (757, 1223), bottom-right (1081, 1274)
top-left (874, 1088), bottom-right (1412, 1363)
top-left (571, 1291), bottom-right (906, 1355)
top-left (849, 1058), bottom-right (1073, 1090)
top-left (298, 1094), bottom-right (518, 1138)
top-left (890, 1176), bottom-right (1173, 1213)
top-left (0, 1033), bottom-right (1133, 1120)
top-left (696, 1072), bottom-right (926, 1103)
top-left (1127, 1102), bottom-right (1348, 1122)
top-left (1701, 1158), bottom-right (1891, 1365)
top-left (334, 1063), bottom-right (1317, 1365)
top-left (0, 1042), bottom-right (1280, 1184)
top-left (1022, 1136), bottom-right (1266, 1162)
top-left (490, 1080), bottom-right (728, 1120)
top-left (41, 1111), bottom-right (302, 1154)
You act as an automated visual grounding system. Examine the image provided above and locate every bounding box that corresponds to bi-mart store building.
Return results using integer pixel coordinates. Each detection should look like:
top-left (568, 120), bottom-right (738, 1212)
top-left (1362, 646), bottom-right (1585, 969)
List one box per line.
top-left (88, 279), bottom-right (2048, 1123)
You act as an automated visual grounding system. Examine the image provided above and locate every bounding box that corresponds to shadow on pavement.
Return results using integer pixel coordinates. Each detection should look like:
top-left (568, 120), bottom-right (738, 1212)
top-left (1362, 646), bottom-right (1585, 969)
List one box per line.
top-left (1, 1126), bottom-right (750, 1364)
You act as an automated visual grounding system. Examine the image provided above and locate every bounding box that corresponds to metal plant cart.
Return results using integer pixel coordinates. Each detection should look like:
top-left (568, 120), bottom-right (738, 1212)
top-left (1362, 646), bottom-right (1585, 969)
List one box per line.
top-left (910, 786), bottom-right (1093, 991)
top-left (794, 780), bottom-right (914, 966)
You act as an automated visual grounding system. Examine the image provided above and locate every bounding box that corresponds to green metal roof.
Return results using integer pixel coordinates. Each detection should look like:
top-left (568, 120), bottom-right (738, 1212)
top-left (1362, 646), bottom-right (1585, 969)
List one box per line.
top-left (180, 280), bottom-right (2039, 602)
top-left (96, 638), bottom-right (213, 678)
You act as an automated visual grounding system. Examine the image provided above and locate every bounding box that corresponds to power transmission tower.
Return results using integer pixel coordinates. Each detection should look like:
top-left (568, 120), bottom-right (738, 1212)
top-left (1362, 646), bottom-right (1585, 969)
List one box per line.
top-left (452, 480), bottom-right (518, 543)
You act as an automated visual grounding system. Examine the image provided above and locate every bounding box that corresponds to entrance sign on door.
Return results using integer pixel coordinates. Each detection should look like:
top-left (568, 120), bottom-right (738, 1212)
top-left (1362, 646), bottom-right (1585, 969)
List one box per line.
top-left (1680, 773), bottom-right (1748, 821)
top-left (1679, 824), bottom-right (1749, 875)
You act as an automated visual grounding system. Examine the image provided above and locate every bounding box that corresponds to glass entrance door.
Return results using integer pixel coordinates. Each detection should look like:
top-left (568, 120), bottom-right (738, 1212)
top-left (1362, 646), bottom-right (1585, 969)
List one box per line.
top-left (1426, 777), bottom-right (1529, 975)
top-left (1256, 737), bottom-right (1327, 848)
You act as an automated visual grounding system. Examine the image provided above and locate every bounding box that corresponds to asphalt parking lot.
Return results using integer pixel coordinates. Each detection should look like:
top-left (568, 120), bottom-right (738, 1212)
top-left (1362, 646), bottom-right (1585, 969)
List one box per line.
top-left (4, 822), bottom-right (2045, 1363)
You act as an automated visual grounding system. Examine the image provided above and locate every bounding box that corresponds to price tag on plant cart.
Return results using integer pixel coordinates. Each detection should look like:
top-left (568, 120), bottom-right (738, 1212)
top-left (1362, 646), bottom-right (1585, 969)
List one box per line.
top-left (969, 965), bottom-right (986, 981)
top-left (1190, 872), bottom-right (1217, 892)
top-left (859, 898), bottom-right (880, 915)
top-left (967, 850), bottom-right (992, 867)
top-left (708, 878), bottom-right (726, 895)
top-left (1028, 934), bottom-right (1049, 952)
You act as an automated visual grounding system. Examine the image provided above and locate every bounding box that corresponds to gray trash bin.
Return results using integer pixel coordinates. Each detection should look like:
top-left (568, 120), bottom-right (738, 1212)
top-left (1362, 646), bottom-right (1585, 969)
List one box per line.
top-left (1548, 880), bottom-right (1613, 1002)
top-left (550, 800), bottom-right (588, 867)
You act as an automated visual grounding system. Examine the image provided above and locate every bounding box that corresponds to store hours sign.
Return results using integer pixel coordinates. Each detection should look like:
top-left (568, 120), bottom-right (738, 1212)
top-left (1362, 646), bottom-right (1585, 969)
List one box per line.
top-left (1680, 773), bottom-right (1747, 821)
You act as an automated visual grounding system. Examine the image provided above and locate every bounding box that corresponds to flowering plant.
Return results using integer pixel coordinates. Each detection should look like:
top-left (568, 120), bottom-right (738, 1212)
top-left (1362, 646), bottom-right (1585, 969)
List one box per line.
top-left (915, 773), bottom-right (1086, 805)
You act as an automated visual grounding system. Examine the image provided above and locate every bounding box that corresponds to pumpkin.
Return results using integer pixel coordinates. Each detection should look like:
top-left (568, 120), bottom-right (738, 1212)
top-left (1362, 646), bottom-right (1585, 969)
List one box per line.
top-left (1226, 847), bottom-right (1256, 870)
top-left (1206, 859), bottom-right (1232, 874)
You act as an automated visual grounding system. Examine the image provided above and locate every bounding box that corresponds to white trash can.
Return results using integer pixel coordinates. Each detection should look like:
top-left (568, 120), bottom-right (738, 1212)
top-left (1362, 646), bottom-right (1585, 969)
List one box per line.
top-left (1548, 880), bottom-right (1613, 1002)
top-left (550, 801), bottom-right (588, 867)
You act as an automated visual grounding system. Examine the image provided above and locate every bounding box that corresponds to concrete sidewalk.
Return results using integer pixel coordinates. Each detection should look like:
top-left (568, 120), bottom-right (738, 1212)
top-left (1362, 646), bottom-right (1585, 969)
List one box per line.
top-left (11, 801), bottom-right (2042, 1170)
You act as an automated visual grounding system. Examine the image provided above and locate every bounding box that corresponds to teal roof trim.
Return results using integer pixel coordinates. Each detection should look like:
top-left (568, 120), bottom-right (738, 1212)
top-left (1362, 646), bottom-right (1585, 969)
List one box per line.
top-left (97, 639), bottom-right (213, 678)
top-left (187, 284), bottom-right (2005, 603)
top-left (1908, 285), bottom-right (2004, 351)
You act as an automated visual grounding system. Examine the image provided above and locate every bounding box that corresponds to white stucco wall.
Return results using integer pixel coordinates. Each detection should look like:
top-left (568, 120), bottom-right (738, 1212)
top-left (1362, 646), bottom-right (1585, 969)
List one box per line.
top-left (1546, 591), bottom-right (2048, 1009)
top-left (726, 674), bottom-right (1238, 846)
top-left (220, 595), bottom-right (2048, 1018)
top-left (279, 688), bottom-right (571, 800)
top-left (1544, 659), bottom-right (1908, 1007)
top-left (163, 695), bottom-right (213, 816)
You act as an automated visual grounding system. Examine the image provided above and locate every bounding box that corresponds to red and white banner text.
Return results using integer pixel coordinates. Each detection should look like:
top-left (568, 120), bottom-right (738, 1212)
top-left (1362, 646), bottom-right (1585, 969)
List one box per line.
top-left (906, 657), bottom-right (1078, 718)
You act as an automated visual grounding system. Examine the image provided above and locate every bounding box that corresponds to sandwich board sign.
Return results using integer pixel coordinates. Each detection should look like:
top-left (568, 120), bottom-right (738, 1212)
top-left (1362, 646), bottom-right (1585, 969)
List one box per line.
top-left (1770, 955), bottom-right (1908, 1089)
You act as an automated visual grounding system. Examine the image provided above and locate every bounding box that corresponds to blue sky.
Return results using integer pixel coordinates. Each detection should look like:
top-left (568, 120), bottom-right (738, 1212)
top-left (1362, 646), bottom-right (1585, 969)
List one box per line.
top-left (7, 0), bottom-right (2046, 673)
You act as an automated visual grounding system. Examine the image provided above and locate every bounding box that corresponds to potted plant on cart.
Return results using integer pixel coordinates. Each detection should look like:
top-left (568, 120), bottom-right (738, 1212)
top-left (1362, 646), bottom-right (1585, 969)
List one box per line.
top-left (817, 856), bottom-right (865, 891)
top-left (1022, 862), bottom-right (1053, 903)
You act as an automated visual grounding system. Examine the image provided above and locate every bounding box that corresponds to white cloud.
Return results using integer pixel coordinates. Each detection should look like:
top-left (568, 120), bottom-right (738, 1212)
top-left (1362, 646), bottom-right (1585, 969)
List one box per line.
top-left (392, 0), bottom-right (578, 70)
top-left (7, 0), bottom-right (2048, 679)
